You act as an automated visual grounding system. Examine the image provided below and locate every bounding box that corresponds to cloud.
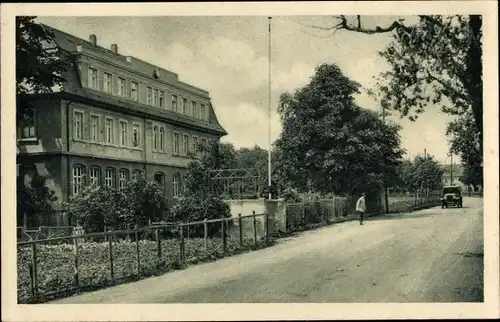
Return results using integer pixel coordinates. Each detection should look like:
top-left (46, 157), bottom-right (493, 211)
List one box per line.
top-left (272, 61), bottom-right (314, 93)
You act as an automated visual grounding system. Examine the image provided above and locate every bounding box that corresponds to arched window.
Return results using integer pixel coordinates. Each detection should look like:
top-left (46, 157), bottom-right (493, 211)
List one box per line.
top-left (104, 168), bottom-right (115, 187)
top-left (89, 166), bottom-right (101, 187)
top-left (118, 169), bottom-right (129, 190)
top-left (153, 126), bottom-right (158, 151)
top-left (72, 165), bottom-right (86, 195)
top-left (154, 172), bottom-right (165, 195)
top-left (173, 173), bottom-right (180, 197)
top-left (132, 169), bottom-right (142, 181)
top-left (159, 127), bottom-right (165, 152)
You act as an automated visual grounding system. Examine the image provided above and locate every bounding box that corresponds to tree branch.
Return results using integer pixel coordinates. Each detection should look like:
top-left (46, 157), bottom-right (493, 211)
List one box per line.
top-left (334, 15), bottom-right (409, 34)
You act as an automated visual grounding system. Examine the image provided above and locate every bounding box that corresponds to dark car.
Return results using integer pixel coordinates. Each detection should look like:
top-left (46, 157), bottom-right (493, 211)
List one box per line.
top-left (440, 186), bottom-right (463, 208)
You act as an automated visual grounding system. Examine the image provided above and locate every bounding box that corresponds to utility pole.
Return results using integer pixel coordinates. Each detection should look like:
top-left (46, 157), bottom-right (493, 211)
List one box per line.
top-left (450, 152), bottom-right (453, 185)
top-left (267, 17), bottom-right (272, 200)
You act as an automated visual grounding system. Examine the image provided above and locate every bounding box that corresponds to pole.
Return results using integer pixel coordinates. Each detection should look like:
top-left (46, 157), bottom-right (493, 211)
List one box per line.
top-left (382, 104), bottom-right (389, 214)
top-left (450, 153), bottom-right (453, 185)
top-left (268, 16), bottom-right (272, 200)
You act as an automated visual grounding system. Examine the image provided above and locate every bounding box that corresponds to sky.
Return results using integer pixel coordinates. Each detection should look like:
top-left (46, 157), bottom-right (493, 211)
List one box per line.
top-left (38, 15), bottom-right (458, 164)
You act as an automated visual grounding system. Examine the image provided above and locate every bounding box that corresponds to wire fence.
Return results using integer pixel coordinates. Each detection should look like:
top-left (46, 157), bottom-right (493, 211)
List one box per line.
top-left (285, 198), bottom-right (349, 233)
top-left (16, 211), bottom-right (275, 304)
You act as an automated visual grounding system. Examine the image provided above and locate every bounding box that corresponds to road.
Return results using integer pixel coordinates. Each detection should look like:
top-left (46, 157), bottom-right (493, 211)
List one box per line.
top-left (53, 197), bottom-right (483, 303)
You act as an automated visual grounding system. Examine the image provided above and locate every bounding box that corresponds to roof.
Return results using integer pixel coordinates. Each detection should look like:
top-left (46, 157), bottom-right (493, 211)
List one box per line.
top-left (40, 24), bottom-right (227, 136)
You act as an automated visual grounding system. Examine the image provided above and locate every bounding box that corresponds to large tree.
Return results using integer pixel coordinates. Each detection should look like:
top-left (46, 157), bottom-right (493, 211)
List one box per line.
top-left (305, 15), bottom-right (483, 180)
top-left (274, 63), bottom-right (404, 197)
top-left (396, 154), bottom-right (444, 193)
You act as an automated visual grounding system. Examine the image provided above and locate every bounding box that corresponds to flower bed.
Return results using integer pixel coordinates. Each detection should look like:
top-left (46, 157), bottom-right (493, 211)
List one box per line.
top-left (17, 236), bottom-right (268, 303)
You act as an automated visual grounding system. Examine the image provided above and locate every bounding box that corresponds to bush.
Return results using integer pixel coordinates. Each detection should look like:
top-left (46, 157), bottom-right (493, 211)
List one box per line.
top-left (68, 177), bottom-right (168, 233)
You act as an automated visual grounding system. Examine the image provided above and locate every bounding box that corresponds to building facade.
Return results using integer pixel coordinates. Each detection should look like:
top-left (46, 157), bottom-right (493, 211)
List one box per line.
top-left (17, 26), bottom-right (227, 225)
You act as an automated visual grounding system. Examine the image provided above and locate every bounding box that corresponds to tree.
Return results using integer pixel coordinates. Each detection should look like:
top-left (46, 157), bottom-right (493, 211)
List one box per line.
top-left (17, 174), bottom-right (58, 227)
top-left (169, 144), bottom-right (231, 234)
top-left (396, 154), bottom-right (444, 192)
top-left (304, 15), bottom-right (483, 180)
top-left (274, 63), bottom-right (404, 199)
top-left (16, 17), bottom-right (68, 97)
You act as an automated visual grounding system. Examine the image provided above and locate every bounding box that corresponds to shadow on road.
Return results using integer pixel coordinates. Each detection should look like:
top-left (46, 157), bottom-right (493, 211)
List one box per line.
top-left (367, 211), bottom-right (446, 222)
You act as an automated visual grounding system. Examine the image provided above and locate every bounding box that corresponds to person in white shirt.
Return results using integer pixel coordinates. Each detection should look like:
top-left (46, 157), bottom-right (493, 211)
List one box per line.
top-left (356, 193), bottom-right (366, 225)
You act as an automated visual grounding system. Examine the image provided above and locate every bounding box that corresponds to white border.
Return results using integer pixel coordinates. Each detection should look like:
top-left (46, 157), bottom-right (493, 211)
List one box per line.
top-left (2, 2), bottom-right (499, 321)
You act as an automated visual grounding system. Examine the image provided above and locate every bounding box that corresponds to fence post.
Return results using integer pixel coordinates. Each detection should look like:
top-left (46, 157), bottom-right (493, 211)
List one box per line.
top-left (108, 233), bottom-right (114, 282)
top-left (179, 224), bottom-right (185, 263)
top-left (155, 228), bottom-right (161, 263)
top-left (221, 218), bottom-right (226, 255)
top-left (30, 243), bottom-right (38, 299)
top-left (252, 211), bottom-right (257, 246)
top-left (73, 238), bottom-right (80, 289)
top-left (135, 224), bottom-right (140, 277)
top-left (238, 213), bottom-right (243, 247)
top-left (204, 219), bottom-right (208, 252)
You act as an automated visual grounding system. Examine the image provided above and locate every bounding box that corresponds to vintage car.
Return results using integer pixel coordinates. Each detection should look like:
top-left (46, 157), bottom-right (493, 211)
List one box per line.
top-left (440, 186), bottom-right (463, 208)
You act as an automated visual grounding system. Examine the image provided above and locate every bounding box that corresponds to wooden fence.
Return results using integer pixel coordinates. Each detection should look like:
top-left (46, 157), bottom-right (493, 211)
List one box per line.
top-left (16, 211), bottom-right (274, 303)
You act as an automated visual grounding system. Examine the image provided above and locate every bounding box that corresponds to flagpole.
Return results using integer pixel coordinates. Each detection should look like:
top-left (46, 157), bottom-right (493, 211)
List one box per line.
top-left (268, 16), bottom-right (272, 200)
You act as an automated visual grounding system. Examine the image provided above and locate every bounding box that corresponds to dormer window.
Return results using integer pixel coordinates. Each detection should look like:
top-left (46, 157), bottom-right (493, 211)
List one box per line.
top-left (103, 72), bottom-right (112, 93)
top-left (88, 67), bottom-right (98, 89)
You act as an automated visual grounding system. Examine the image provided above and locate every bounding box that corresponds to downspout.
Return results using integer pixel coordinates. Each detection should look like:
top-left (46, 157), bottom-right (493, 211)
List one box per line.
top-left (65, 100), bottom-right (73, 225)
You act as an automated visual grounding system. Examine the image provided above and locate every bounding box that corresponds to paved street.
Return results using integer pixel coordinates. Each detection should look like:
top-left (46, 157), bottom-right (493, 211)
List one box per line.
top-left (53, 197), bottom-right (483, 303)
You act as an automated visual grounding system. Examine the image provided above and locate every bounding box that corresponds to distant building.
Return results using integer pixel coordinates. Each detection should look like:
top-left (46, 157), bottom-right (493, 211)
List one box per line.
top-left (17, 26), bottom-right (227, 225)
top-left (440, 164), bottom-right (470, 191)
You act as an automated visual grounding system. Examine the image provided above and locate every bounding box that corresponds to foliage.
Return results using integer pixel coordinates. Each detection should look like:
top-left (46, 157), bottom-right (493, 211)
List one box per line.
top-left (306, 15), bottom-right (483, 186)
top-left (169, 145), bottom-right (231, 232)
top-left (16, 17), bottom-right (69, 114)
top-left (17, 173), bottom-right (58, 227)
top-left (274, 63), bottom-right (404, 197)
top-left (396, 154), bottom-right (444, 192)
top-left (447, 111), bottom-right (483, 188)
top-left (68, 178), bottom-right (168, 233)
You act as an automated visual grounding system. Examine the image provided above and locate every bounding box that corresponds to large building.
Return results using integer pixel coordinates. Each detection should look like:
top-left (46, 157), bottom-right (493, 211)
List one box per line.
top-left (17, 25), bottom-right (227, 225)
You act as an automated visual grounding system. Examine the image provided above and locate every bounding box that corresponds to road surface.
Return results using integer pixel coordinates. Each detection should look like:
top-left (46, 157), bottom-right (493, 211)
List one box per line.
top-left (53, 197), bottom-right (483, 303)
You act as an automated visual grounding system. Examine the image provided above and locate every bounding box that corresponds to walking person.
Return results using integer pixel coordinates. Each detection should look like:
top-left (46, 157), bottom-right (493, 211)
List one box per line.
top-left (356, 192), bottom-right (366, 225)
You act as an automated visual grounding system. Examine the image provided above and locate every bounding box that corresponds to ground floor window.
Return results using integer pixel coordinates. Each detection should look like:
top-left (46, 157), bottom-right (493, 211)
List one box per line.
top-left (118, 169), bottom-right (129, 190)
top-left (89, 167), bottom-right (100, 186)
top-left (73, 165), bottom-right (85, 195)
top-left (105, 168), bottom-right (114, 187)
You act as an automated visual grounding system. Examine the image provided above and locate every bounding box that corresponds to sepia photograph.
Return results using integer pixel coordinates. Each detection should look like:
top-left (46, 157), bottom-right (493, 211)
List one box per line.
top-left (1, 1), bottom-right (499, 321)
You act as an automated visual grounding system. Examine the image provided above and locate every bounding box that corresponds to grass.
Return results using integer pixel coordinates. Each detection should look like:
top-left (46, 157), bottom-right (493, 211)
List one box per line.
top-left (17, 236), bottom-right (272, 304)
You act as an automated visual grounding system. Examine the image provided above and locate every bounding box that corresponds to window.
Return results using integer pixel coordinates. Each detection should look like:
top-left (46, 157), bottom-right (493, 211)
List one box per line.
top-left (19, 108), bottom-right (36, 139)
top-left (103, 72), bottom-right (112, 93)
top-left (173, 132), bottom-right (179, 155)
top-left (200, 104), bottom-right (206, 120)
top-left (118, 77), bottom-right (126, 97)
top-left (88, 67), bottom-right (98, 89)
top-left (147, 86), bottom-right (153, 105)
top-left (131, 82), bottom-right (138, 101)
top-left (191, 101), bottom-right (197, 118)
top-left (154, 172), bottom-right (165, 195)
top-left (105, 168), bottom-right (114, 187)
top-left (74, 111), bottom-right (83, 140)
top-left (201, 138), bottom-right (207, 150)
top-left (153, 89), bottom-right (158, 106)
top-left (90, 115), bottom-right (99, 142)
top-left (72, 165), bottom-right (85, 195)
top-left (193, 136), bottom-right (199, 154)
top-left (173, 173), bottom-right (180, 197)
top-left (183, 134), bottom-right (189, 155)
top-left (89, 167), bottom-right (100, 186)
top-left (132, 123), bottom-right (141, 147)
top-left (105, 118), bottom-right (114, 144)
top-left (159, 127), bottom-right (165, 152)
top-left (159, 91), bottom-right (165, 108)
top-left (182, 98), bottom-right (188, 115)
top-left (118, 169), bottom-right (129, 190)
top-left (132, 170), bottom-right (141, 181)
top-left (172, 95), bottom-right (178, 112)
top-left (119, 121), bottom-right (128, 146)
top-left (153, 126), bottom-right (158, 151)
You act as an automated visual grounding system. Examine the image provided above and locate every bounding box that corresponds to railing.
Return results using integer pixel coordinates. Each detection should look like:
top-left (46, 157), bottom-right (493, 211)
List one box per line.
top-left (386, 191), bottom-right (441, 213)
top-left (16, 212), bottom-right (274, 304)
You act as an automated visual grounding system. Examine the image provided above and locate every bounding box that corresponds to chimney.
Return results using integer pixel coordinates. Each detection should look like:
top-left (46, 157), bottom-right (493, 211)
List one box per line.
top-left (89, 34), bottom-right (97, 46)
top-left (111, 44), bottom-right (118, 54)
